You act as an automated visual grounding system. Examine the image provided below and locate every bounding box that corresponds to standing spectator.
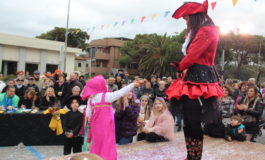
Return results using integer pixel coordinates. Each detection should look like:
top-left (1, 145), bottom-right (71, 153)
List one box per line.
top-left (248, 78), bottom-right (256, 86)
top-left (33, 71), bottom-right (42, 90)
top-left (133, 81), bottom-right (142, 99)
top-left (123, 72), bottom-right (130, 83)
top-left (0, 73), bottom-right (6, 93)
top-left (107, 77), bottom-right (118, 92)
top-left (166, 77), bottom-right (173, 89)
top-left (62, 73), bottom-right (83, 105)
top-left (40, 87), bottom-right (57, 111)
top-left (115, 69), bottom-right (125, 79)
top-left (0, 86), bottom-right (20, 111)
top-left (1, 79), bottom-right (16, 93)
top-left (170, 98), bottom-right (183, 132)
top-left (155, 81), bottom-right (167, 99)
top-left (115, 75), bottom-right (123, 90)
top-left (54, 75), bottom-right (66, 105)
top-left (150, 75), bottom-right (159, 97)
top-left (25, 77), bottom-right (40, 94)
top-left (236, 86), bottom-right (263, 141)
top-left (79, 75), bottom-right (86, 87)
top-left (115, 91), bottom-right (140, 145)
top-left (20, 88), bottom-right (40, 109)
top-left (52, 69), bottom-right (63, 82)
top-left (15, 78), bottom-right (26, 106)
top-left (40, 78), bottom-right (51, 98)
top-left (62, 86), bottom-right (83, 108)
top-left (220, 86), bottom-right (234, 119)
top-left (63, 96), bottom-right (83, 155)
top-left (141, 82), bottom-right (154, 101)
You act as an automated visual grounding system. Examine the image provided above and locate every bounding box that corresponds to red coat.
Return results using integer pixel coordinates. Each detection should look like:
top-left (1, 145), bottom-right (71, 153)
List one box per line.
top-left (178, 26), bottom-right (219, 71)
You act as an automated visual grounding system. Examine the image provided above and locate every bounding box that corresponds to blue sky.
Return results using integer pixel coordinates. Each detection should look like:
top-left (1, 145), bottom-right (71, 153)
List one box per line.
top-left (0, 0), bottom-right (264, 41)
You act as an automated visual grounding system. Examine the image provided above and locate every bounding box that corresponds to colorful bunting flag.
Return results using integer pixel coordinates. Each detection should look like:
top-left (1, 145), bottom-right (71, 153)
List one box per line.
top-left (122, 20), bottom-right (126, 25)
top-left (232, 0), bottom-right (238, 6)
top-left (152, 14), bottom-right (157, 20)
top-left (92, 27), bottom-right (95, 31)
top-left (130, 18), bottom-right (135, 24)
top-left (101, 25), bottom-right (104, 29)
top-left (164, 11), bottom-right (170, 17)
top-left (76, 30), bottom-right (80, 34)
top-left (211, 2), bottom-right (217, 10)
top-left (141, 16), bottom-right (146, 22)
top-left (113, 22), bottom-right (118, 27)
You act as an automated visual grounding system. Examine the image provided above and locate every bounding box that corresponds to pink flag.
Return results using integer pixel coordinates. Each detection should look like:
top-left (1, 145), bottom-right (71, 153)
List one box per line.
top-left (211, 2), bottom-right (217, 10)
top-left (141, 16), bottom-right (146, 22)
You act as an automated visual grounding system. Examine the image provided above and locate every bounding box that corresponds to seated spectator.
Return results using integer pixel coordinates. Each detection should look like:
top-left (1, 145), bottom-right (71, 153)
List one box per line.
top-left (115, 91), bottom-right (140, 145)
top-left (0, 73), bottom-right (6, 93)
top-left (155, 81), bottom-right (167, 100)
top-left (20, 88), bottom-right (40, 109)
top-left (137, 95), bottom-right (152, 133)
top-left (141, 82), bottom-right (154, 102)
top-left (235, 82), bottom-right (247, 112)
top-left (0, 86), bottom-right (20, 111)
top-left (236, 86), bottom-right (263, 141)
top-left (40, 87), bottom-right (58, 111)
top-left (108, 77), bottom-right (118, 92)
top-left (137, 97), bottom-right (174, 142)
top-left (25, 77), bottom-right (40, 94)
top-left (225, 115), bottom-right (246, 142)
top-left (15, 78), bottom-right (26, 99)
top-left (220, 86), bottom-right (234, 119)
top-left (1, 79), bottom-right (16, 93)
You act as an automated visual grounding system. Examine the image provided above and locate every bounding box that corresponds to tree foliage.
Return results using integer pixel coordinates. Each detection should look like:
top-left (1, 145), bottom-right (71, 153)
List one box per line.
top-left (120, 32), bottom-right (184, 78)
top-left (36, 27), bottom-right (90, 50)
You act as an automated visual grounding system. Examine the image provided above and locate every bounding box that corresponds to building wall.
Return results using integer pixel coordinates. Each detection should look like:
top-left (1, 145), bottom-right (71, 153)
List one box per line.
top-left (75, 59), bottom-right (88, 74)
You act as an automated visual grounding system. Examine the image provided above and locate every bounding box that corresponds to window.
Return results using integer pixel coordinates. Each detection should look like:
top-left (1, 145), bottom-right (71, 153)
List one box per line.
top-left (86, 64), bottom-right (89, 67)
top-left (128, 62), bottom-right (138, 69)
top-left (25, 63), bottom-right (38, 75)
top-left (96, 60), bottom-right (101, 67)
top-left (102, 60), bottom-right (108, 67)
top-left (78, 63), bottom-right (82, 67)
top-left (1, 61), bottom-right (17, 76)
top-left (46, 64), bottom-right (58, 73)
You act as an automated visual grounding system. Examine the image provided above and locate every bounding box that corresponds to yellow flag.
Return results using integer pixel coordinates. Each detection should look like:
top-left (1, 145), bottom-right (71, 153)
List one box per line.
top-left (232, 0), bottom-right (238, 6)
top-left (152, 14), bottom-right (157, 20)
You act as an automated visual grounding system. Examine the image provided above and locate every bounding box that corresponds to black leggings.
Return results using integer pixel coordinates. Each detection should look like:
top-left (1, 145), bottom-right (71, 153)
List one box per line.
top-left (137, 132), bottom-right (168, 142)
top-left (63, 136), bottom-right (83, 155)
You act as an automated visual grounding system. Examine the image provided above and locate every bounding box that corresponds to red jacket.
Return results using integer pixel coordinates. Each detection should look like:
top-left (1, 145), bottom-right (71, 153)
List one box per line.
top-left (178, 26), bottom-right (219, 71)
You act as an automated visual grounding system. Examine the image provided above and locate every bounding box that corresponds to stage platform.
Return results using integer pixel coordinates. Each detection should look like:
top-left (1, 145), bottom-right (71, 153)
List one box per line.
top-left (54, 132), bottom-right (265, 160)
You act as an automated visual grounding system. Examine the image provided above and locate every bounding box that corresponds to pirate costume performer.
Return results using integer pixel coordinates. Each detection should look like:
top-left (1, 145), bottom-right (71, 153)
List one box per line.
top-left (166, 1), bottom-right (223, 159)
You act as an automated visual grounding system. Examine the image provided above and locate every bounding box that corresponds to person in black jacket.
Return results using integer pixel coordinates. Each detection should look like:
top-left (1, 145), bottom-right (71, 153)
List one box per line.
top-left (155, 81), bottom-right (167, 100)
top-left (20, 88), bottom-right (40, 109)
top-left (40, 87), bottom-right (57, 110)
top-left (236, 86), bottom-right (264, 141)
top-left (63, 96), bottom-right (83, 155)
top-left (54, 75), bottom-right (66, 106)
top-left (15, 78), bottom-right (26, 106)
top-left (24, 77), bottom-right (40, 94)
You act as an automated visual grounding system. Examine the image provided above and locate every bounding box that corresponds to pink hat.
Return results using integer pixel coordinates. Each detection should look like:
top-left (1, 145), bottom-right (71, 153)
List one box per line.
top-left (82, 75), bottom-right (107, 100)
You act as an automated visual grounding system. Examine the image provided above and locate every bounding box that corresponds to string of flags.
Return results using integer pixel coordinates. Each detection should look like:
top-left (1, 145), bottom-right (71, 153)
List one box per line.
top-left (67, 0), bottom-right (257, 35)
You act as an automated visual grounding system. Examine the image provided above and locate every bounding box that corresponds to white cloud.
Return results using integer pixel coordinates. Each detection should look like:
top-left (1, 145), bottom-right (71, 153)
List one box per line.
top-left (0, 0), bottom-right (264, 41)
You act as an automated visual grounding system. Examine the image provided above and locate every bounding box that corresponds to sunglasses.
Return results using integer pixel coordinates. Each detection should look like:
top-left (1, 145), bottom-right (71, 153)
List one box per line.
top-left (17, 80), bottom-right (24, 82)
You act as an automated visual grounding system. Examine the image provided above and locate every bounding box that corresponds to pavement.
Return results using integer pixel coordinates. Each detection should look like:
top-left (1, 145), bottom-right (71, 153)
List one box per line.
top-left (1, 129), bottom-right (265, 160)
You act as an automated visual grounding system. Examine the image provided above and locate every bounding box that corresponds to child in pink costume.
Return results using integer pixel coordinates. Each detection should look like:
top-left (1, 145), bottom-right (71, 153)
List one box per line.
top-left (82, 75), bottom-right (138, 160)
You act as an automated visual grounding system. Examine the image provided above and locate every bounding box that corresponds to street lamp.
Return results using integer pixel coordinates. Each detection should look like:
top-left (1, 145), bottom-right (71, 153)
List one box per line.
top-left (61, 0), bottom-right (71, 73)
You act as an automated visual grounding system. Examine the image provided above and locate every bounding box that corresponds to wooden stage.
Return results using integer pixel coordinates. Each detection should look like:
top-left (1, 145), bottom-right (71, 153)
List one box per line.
top-left (54, 132), bottom-right (265, 160)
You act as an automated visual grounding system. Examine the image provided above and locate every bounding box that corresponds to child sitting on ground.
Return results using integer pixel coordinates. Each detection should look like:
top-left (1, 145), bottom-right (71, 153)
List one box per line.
top-left (137, 97), bottom-right (174, 142)
top-left (225, 115), bottom-right (246, 142)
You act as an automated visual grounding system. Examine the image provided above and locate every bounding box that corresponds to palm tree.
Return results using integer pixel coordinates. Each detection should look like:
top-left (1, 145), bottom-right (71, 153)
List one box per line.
top-left (138, 34), bottom-right (182, 78)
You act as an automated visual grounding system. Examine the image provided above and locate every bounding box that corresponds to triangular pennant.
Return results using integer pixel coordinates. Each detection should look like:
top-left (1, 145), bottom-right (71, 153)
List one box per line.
top-left (122, 20), bottom-right (126, 25)
top-left (141, 16), bottom-right (146, 23)
top-left (113, 22), bottom-right (118, 27)
top-left (164, 11), bottom-right (170, 17)
top-left (152, 14), bottom-right (157, 20)
top-left (211, 2), bottom-right (217, 10)
top-left (76, 30), bottom-right (80, 34)
top-left (101, 25), bottom-right (104, 29)
top-left (232, 0), bottom-right (238, 6)
top-left (131, 18), bottom-right (135, 24)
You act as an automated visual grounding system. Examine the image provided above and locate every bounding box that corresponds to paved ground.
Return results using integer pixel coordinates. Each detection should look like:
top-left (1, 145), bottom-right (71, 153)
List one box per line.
top-left (1, 129), bottom-right (265, 160)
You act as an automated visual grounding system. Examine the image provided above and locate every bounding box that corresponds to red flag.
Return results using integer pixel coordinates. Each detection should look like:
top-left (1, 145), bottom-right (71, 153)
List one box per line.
top-left (141, 16), bottom-right (146, 23)
top-left (211, 2), bottom-right (217, 10)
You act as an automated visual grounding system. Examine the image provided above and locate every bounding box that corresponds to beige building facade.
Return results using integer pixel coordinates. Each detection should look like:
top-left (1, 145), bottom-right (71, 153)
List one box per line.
top-left (0, 33), bottom-right (81, 76)
top-left (87, 38), bottom-right (139, 75)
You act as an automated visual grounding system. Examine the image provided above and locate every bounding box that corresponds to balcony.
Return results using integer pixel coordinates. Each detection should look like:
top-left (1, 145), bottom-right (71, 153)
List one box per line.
top-left (94, 51), bottom-right (110, 60)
